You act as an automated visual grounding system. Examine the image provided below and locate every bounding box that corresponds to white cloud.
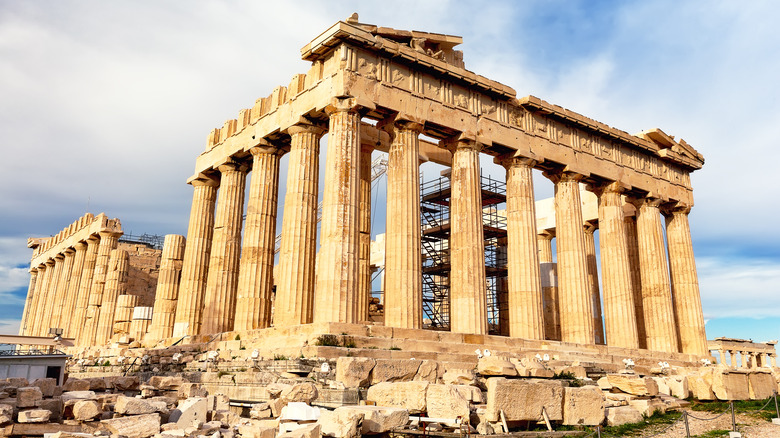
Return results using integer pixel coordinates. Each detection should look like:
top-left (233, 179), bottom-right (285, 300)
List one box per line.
top-left (698, 256), bottom-right (780, 318)
top-left (0, 319), bottom-right (21, 336)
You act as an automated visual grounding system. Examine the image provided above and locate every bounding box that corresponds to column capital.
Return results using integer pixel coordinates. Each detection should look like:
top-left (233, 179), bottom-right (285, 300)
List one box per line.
top-left (248, 144), bottom-right (284, 157)
top-left (543, 169), bottom-right (585, 185)
top-left (63, 247), bottom-right (76, 256)
top-left (589, 180), bottom-right (630, 197)
top-left (496, 155), bottom-right (537, 170)
top-left (45, 258), bottom-right (56, 266)
top-left (324, 96), bottom-right (374, 116)
top-left (191, 174), bottom-right (220, 188)
top-left (661, 201), bottom-right (692, 216)
top-left (584, 220), bottom-right (598, 234)
top-left (442, 132), bottom-right (481, 153)
top-left (54, 253), bottom-right (65, 261)
top-left (217, 159), bottom-right (249, 174)
top-left (377, 113), bottom-right (425, 134)
top-left (627, 195), bottom-right (664, 210)
top-left (74, 241), bottom-right (88, 251)
top-left (287, 122), bottom-right (326, 137)
top-left (538, 229), bottom-right (556, 240)
top-left (29, 266), bottom-right (38, 274)
top-left (98, 230), bottom-right (122, 240)
top-left (86, 234), bottom-right (100, 244)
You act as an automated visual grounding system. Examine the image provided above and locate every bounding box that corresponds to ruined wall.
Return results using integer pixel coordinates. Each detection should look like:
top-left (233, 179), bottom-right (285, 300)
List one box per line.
top-left (117, 241), bottom-right (161, 307)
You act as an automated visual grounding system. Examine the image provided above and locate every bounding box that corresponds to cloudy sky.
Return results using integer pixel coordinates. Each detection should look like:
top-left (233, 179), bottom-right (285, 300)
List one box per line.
top-left (1, 1), bottom-right (779, 344)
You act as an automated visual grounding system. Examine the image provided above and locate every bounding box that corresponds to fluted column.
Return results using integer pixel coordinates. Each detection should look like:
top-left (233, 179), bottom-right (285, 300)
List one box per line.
top-left (584, 222), bottom-right (604, 344)
top-left (202, 160), bottom-right (248, 334)
top-left (61, 242), bottom-right (87, 338)
top-left (26, 264), bottom-right (46, 335)
top-left (81, 231), bottom-right (120, 345)
top-left (235, 146), bottom-right (282, 331)
top-left (384, 118), bottom-right (424, 329)
top-left (39, 254), bottom-right (65, 335)
top-left (275, 123), bottom-right (324, 326)
top-left (664, 206), bottom-right (707, 355)
top-left (113, 294), bottom-right (139, 339)
top-left (72, 235), bottom-right (100, 343)
top-left (314, 98), bottom-right (362, 324)
top-left (632, 196), bottom-right (678, 353)
top-left (51, 249), bottom-right (76, 332)
top-left (502, 157), bottom-right (544, 339)
top-left (357, 143), bottom-right (374, 323)
top-left (174, 176), bottom-right (218, 337)
top-left (148, 234), bottom-right (186, 340)
top-left (594, 183), bottom-right (639, 349)
top-left (95, 249), bottom-right (129, 345)
top-left (19, 268), bottom-right (38, 335)
top-left (448, 136), bottom-right (487, 334)
top-left (31, 260), bottom-right (54, 336)
top-left (548, 171), bottom-right (594, 344)
top-left (624, 215), bottom-right (646, 349)
top-left (538, 232), bottom-right (560, 340)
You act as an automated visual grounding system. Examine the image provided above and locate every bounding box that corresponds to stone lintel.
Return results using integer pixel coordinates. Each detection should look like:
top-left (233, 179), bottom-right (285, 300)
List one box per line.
top-left (30, 213), bottom-right (123, 269)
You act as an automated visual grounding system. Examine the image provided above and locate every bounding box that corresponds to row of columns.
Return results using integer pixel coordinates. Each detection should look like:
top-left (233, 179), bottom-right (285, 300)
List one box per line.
top-left (715, 350), bottom-right (778, 368)
top-left (168, 96), bottom-right (706, 356)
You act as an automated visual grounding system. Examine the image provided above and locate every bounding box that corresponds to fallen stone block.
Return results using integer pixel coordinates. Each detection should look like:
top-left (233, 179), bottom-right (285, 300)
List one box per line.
top-left (370, 359), bottom-right (421, 384)
top-left (36, 397), bottom-right (63, 422)
top-left (61, 391), bottom-right (97, 402)
top-left (18, 409), bottom-right (51, 423)
top-left (414, 360), bottom-right (440, 383)
top-left (453, 384), bottom-right (483, 403)
top-left (266, 382), bottom-right (292, 399)
top-left (628, 398), bottom-right (666, 416)
top-left (442, 369), bottom-right (477, 386)
top-left (102, 412), bottom-right (161, 438)
top-left (17, 386), bottom-right (43, 408)
top-left (207, 394), bottom-right (230, 411)
top-left (668, 375), bottom-right (690, 399)
top-left (426, 384), bottom-right (470, 425)
top-left (336, 357), bottom-right (376, 388)
top-left (86, 378), bottom-right (106, 392)
top-left (366, 381), bottom-right (428, 414)
top-left (317, 407), bottom-right (363, 438)
top-left (485, 378), bottom-right (563, 422)
top-left (338, 406), bottom-right (408, 435)
top-left (606, 374), bottom-right (658, 396)
top-left (281, 402), bottom-right (321, 421)
top-left (149, 376), bottom-right (186, 390)
top-left (748, 372), bottom-right (775, 400)
top-left (169, 397), bottom-right (207, 428)
top-left (563, 386), bottom-right (605, 426)
top-left (31, 378), bottom-right (56, 397)
top-left (109, 376), bottom-right (140, 391)
top-left (62, 378), bottom-right (90, 392)
top-left (6, 377), bottom-right (29, 388)
top-left (211, 409), bottom-right (241, 427)
top-left (281, 382), bottom-right (318, 404)
top-left (178, 382), bottom-right (208, 399)
top-left (477, 357), bottom-right (517, 377)
top-left (115, 395), bottom-right (158, 415)
top-left (0, 403), bottom-right (12, 425)
top-left (250, 402), bottom-right (272, 419)
top-left (236, 420), bottom-right (276, 438)
top-left (73, 400), bottom-right (101, 421)
top-left (278, 423), bottom-right (321, 438)
top-left (689, 373), bottom-right (715, 401)
top-left (606, 405), bottom-right (643, 426)
top-left (712, 370), bottom-right (750, 401)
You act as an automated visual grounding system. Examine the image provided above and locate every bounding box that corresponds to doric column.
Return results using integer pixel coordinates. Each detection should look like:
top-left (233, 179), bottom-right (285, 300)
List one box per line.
top-left (95, 249), bottom-right (129, 345)
top-left (624, 215), bottom-right (646, 349)
top-left (314, 98), bottom-right (362, 324)
top-left (547, 171), bottom-right (594, 344)
top-left (664, 206), bottom-right (708, 356)
top-left (113, 294), bottom-right (139, 340)
top-left (235, 146), bottom-right (282, 331)
top-left (26, 264), bottom-right (46, 335)
top-left (72, 235), bottom-right (100, 343)
top-left (31, 260), bottom-right (55, 336)
top-left (357, 143), bottom-right (374, 323)
top-left (771, 355), bottom-right (777, 368)
top-left (81, 231), bottom-right (120, 345)
top-left (19, 268), bottom-right (38, 335)
top-left (148, 234), bottom-right (186, 340)
top-left (61, 242), bottom-right (87, 338)
top-left (594, 183), bottom-right (639, 349)
top-left (384, 117), bottom-right (424, 329)
top-left (447, 136), bottom-right (487, 334)
top-left (174, 176), bottom-right (218, 337)
top-left (275, 123), bottom-right (324, 326)
top-left (538, 231), bottom-right (560, 340)
top-left (583, 221), bottom-right (604, 344)
top-left (39, 253), bottom-right (66, 335)
top-left (202, 160), bottom-right (248, 334)
top-left (632, 196), bottom-right (678, 353)
top-left (50, 249), bottom-right (76, 332)
top-left (502, 157), bottom-right (544, 339)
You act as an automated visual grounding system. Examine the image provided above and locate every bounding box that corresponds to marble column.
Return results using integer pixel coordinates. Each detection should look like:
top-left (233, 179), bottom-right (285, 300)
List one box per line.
top-left (72, 235), bottom-right (100, 343)
top-left (148, 234), bottom-right (186, 340)
top-left (51, 248), bottom-right (76, 332)
top-left (384, 118), bottom-right (424, 329)
top-left (633, 197), bottom-right (678, 353)
top-left (26, 264), bottom-right (46, 335)
top-left (174, 176), bottom-right (218, 337)
top-left (594, 183), bottom-right (639, 349)
top-left (275, 123), bottom-right (324, 326)
top-left (81, 231), bottom-right (120, 346)
top-left (113, 294), bottom-right (139, 338)
top-left (234, 146), bottom-right (282, 331)
top-left (314, 98), bottom-right (362, 324)
top-left (503, 157), bottom-right (544, 340)
top-left (95, 249), bottom-right (129, 345)
top-left (202, 160), bottom-right (248, 334)
top-left (61, 242), bottom-right (87, 338)
top-left (538, 231), bottom-right (560, 341)
top-left (549, 171), bottom-right (594, 344)
top-left (39, 254), bottom-right (65, 335)
top-left (624, 215), bottom-right (646, 349)
top-left (664, 206), bottom-right (708, 356)
top-left (448, 137), bottom-right (487, 334)
top-left (357, 143), bottom-right (374, 323)
top-left (583, 221), bottom-right (604, 344)
top-left (19, 268), bottom-right (38, 335)
top-left (31, 260), bottom-right (54, 336)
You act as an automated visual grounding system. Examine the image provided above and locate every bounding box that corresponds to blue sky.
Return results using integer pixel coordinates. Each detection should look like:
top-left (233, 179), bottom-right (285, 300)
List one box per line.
top-left (1, 1), bottom-right (779, 344)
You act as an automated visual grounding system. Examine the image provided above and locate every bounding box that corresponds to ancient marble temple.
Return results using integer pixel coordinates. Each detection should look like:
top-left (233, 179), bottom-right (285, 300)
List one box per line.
top-left (21, 15), bottom-right (708, 358)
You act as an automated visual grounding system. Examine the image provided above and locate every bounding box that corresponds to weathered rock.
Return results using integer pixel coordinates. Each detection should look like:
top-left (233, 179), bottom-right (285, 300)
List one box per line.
top-left (48, 432), bottom-right (95, 438)
top-left (250, 402), bottom-right (272, 419)
top-left (606, 374), bottom-right (658, 396)
top-left (560, 366), bottom-right (587, 379)
top-left (476, 421), bottom-right (493, 435)
top-left (414, 360), bottom-right (440, 383)
top-left (485, 378), bottom-right (563, 422)
top-left (509, 358), bottom-right (531, 377)
top-left (116, 395), bottom-right (158, 415)
top-left (562, 386), bottom-right (605, 426)
top-left (748, 372), bottom-right (775, 400)
top-left (18, 409), bottom-right (51, 423)
top-left (336, 357), bottom-right (376, 388)
top-left (651, 377), bottom-right (670, 396)
top-left (453, 384), bottom-right (483, 403)
top-left (668, 376), bottom-right (690, 399)
top-left (102, 412), bottom-right (161, 438)
top-left (6, 377), bottom-right (29, 388)
top-left (178, 383), bottom-right (208, 399)
top-left (207, 394), bottom-right (230, 411)
top-left (266, 382), bottom-right (292, 399)
top-left (317, 407), bottom-right (363, 438)
top-left (269, 398), bottom-right (288, 417)
top-left (169, 397), bottom-right (207, 427)
top-left (281, 382), bottom-right (318, 403)
top-left (339, 406), bottom-right (408, 435)
top-left (370, 359), bottom-right (421, 384)
top-left (712, 370), bottom-right (750, 401)
top-left (73, 400), bottom-right (101, 421)
top-left (112, 376), bottom-right (140, 391)
top-left (237, 420), bottom-right (276, 438)
top-left (32, 378), bottom-right (57, 397)
top-left (211, 409), bottom-right (240, 427)
top-left (278, 423), bottom-right (321, 438)
top-left (426, 384), bottom-right (470, 424)
top-left (37, 397), bottom-right (63, 422)
top-left (597, 376), bottom-right (612, 390)
top-left (87, 378), bottom-right (106, 391)
top-left (149, 376), bottom-right (186, 390)
top-left (628, 398), bottom-right (666, 416)
top-left (61, 391), bottom-right (97, 402)
top-left (606, 406), bottom-right (643, 426)
top-left (63, 378), bottom-right (90, 392)
top-left (280, 402), bottom-right (321, 421)
top-left (442, 369), bottom-right (477, 386)
top-left (17, 386), bottom-right (43, 408)
top-left (366, 381), bottom-right (428, 413)
top-left (0, 403), bottom-right (13, 425)
top-left (477, 357), bottom-right (518, 377)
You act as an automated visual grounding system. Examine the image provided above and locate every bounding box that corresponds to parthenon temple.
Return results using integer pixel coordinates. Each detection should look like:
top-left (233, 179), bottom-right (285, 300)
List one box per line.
top-left (20, 15), bottom-right (709, 364)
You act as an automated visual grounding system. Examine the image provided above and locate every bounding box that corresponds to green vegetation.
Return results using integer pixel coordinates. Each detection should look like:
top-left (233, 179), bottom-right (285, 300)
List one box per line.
top-left (389, 346), bottom-right (401, 351)
top-left (234, 334), bottom-right (241, 340)
top-left (552, 371), bottom-right (583, 387)
top-left (689, 398), bottom-right (777, 421)
top-left (273, 354), bottom-right (289, 361)
top-left (598, 410), bottom-right (681, 437)
top-left (315, 334), bottom-right (341, 347)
